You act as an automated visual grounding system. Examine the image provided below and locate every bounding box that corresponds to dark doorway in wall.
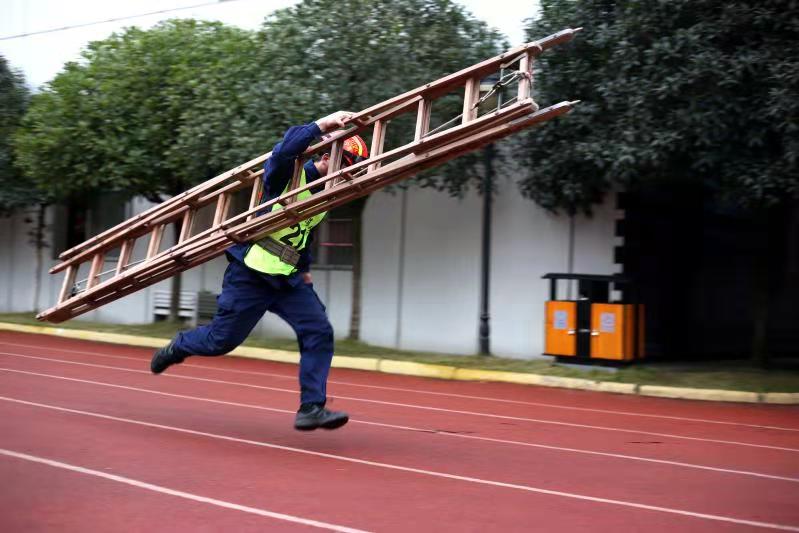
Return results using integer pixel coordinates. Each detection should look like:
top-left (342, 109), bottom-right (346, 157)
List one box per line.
top-left (51, 193), bottom-right (127, 259)
top-left (618, 179), bottom-right (798, 361)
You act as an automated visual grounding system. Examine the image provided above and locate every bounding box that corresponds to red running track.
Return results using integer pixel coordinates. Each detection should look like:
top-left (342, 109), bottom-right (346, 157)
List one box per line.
top-left (1, 331), bottom-right (798, 532)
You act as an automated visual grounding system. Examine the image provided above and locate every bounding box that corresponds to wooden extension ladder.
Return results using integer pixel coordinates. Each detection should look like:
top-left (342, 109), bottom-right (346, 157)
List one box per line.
top-left (37, 28), bottom-right (582, 323)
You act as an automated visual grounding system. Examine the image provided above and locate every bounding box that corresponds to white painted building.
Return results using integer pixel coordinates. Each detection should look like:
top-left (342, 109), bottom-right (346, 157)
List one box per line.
top-left (0, 179), bottom-right (620, 359)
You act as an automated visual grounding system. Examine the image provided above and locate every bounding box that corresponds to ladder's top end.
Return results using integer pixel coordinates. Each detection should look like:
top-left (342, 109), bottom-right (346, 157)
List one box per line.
top-left (523, 27), bottom-right (583, 49)
top-left (569, 100), bottom-right (582, 106)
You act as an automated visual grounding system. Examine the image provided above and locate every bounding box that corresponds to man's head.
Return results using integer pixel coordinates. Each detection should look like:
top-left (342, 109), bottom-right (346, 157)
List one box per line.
top-left (316, 134), bottom-right (369, 176)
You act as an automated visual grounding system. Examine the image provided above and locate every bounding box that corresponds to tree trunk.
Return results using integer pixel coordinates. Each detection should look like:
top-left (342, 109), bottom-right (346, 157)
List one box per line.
top-left (32, 203), bottom-right (47, 313)
top-left (347, 196), bottom-right (368, 340)
top-left (751, 269), bottom-right (769, 368)
top-left (785, 200), bottom-right (799, 286)
top-left (750, 209), bottom-right (771, 368)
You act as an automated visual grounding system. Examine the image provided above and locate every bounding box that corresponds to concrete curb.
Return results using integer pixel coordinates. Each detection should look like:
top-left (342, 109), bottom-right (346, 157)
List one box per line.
top-left (1, 321), bottom-right (796, 404)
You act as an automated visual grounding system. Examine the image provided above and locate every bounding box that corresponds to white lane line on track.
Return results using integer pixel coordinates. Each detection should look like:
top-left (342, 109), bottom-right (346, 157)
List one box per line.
top-left (1, 372), bottom-right (799, 485)
top-left (3, 341), bottom-right (797, 433)
top-left (2, 397), bottom-right (798, 532)
top-left (0, 448), bottom-right (370, 533)
top-left (2, 354), bottom-right (798, 454)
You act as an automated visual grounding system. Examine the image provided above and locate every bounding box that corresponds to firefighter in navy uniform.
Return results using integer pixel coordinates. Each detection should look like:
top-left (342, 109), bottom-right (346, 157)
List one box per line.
top-left (150, 111), bottom-right (368, 431)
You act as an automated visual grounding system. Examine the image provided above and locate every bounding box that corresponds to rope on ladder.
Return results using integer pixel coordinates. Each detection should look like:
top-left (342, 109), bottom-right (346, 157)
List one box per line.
top-left (423, 69), bottom-right (528, 138)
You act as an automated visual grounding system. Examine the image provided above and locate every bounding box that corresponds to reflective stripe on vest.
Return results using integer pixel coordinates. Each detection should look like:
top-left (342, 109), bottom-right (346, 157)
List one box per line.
top-left (243, 168), bottom-right (327, 275)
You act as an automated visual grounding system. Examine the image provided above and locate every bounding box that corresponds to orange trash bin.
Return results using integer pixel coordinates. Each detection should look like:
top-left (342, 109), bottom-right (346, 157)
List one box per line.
top-left (542, 273), bottom-right (644, 363)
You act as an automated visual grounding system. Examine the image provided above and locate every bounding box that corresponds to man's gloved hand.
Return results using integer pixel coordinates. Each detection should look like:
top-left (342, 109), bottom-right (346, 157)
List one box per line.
top-left (316, 111), bottom-right (355, 133)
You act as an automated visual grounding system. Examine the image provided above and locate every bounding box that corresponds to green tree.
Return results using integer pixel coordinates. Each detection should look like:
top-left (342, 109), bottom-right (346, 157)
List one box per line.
top-left (519, 0), bottom-right (799, 362)
top-left (0, 55), bottom-right (33, 215)
top-left (15, 19), bottom-right (261, 202)
top-left (0, 56), bottom-right (52, 312)
top-left (519, 0), bottom-right (798, 213)
top-left (14, 20), bottom-right (263, 319)
top-left (244, 0), bottom-right (505, 339)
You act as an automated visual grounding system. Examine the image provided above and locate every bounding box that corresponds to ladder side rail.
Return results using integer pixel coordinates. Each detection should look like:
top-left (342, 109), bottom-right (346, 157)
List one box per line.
top-left (209, 100), bottom-right (537, 240)
top-left (166, 102), bottom-right (575, 268)
top-left (166, 101), bottom-right (557, 265)
top-left (130, 168), bottom-right (266, 236)
top-left (351, 29), bottom-right (578, 120)
top-left (51, 98), bottom-right (534, 277)
top-left (145, 205), bottom-right (190, 230)
top-left (40, 101), bottom-right (576, 323)
top-left (196, 170), bottom-right (263, 204)
top-left (229, 107), bottom-right (555, 244)
top-left (193, 100), bottom-right (537, 243)
top-left (233, 101), bottom-right (576, 244)
top-left (135, 165), bottom-right (260, 228)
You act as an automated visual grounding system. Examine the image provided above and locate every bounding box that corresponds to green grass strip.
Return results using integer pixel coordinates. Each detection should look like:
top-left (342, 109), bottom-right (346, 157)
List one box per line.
top-left (2, 312), bottom-right (798, 393)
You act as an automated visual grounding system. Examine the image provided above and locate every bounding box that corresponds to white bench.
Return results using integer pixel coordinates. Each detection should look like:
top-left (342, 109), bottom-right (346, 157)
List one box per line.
top-left (153, 290), bottom-right (217, 325)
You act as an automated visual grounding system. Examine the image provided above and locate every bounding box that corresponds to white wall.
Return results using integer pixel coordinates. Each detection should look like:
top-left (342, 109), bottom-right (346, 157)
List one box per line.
top-left (360, 179), bottom-right (620, 358)
top-left (362, 187), bottom-right (484, 355)
top-left (0, 178), bottom-right (618, 359)
top-left (0, 196), bottom-right (351, 341)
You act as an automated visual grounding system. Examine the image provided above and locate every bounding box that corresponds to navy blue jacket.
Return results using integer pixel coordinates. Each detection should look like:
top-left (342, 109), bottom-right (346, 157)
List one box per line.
top-left (226, 121), bottom-right (324, 279)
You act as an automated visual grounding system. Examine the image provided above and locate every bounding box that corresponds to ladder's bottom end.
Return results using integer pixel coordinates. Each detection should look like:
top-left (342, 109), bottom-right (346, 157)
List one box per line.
top-left (35, 309), bottom-right (66, 324)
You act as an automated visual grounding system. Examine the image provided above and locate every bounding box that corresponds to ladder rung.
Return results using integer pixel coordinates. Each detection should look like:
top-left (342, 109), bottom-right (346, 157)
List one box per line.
top-left (518, 52), bottom-right (532, 100)
top-left (212, 194), bottom-right (230, 228)
top-left (179, 210), bottom-right (195, 243)
top-left (115, 239), bottom-right (135, 276)
top-left (414, 99), bottom-right (432, 141)
top-left (462, 77), bottom-right (480, 124)
top-left (368, 120), bottom-right (387, 173)
top-left (86, 253), bottom-right (105, 289)
top-left (57, 265), bottom-right (78, 304)
top-left (284, 159), bottom-right (305, 203)
top-left (146, 226), bottom-right (165, 259)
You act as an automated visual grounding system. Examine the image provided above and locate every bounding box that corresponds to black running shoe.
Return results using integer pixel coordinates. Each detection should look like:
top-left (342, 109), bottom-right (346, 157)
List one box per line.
top-left (150, 342), bottom-right (186, 374)
top-left (294, 404), bottom-right (349, 431)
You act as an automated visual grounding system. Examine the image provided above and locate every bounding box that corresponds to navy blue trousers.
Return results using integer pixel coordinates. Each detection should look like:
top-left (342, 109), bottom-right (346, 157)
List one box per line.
top-left (172, 259), bottom-right (334, 405)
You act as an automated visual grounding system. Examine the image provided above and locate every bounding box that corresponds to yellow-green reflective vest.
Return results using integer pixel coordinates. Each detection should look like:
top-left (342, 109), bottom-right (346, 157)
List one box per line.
top-left (243, 168), bottom-right (327, 275)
